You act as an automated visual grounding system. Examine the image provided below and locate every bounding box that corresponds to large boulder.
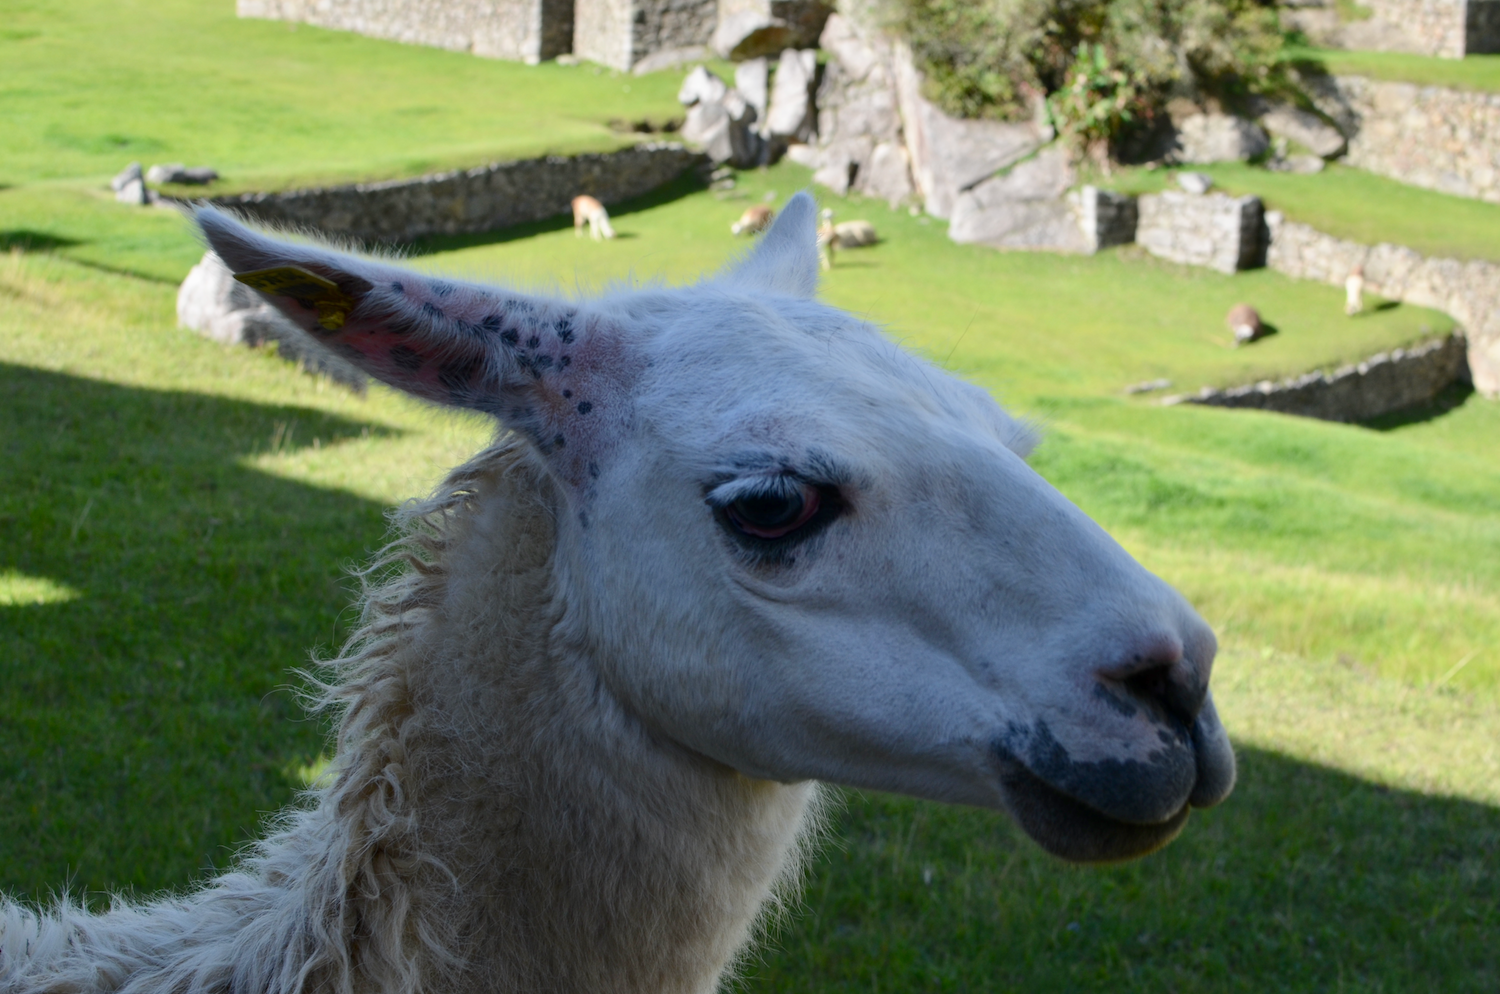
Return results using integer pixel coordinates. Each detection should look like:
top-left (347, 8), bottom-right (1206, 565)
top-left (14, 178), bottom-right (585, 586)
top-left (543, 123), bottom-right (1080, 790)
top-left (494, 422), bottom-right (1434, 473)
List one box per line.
top-left (735, 58), bottom-right (770, 126)
top-left (799, 13), bottom-right (912, 204)
top-left (177, 251), bottom-right (368, 390)
top-left (679, 66), bottom-right (764, 167)
top-left (1257, 103), bottom-right (1347, 158)
top-left (712, 0), bottom-right (833, 59)
top-left (948, 146), bottom-right (1089, 253)
top-left (1174, 114), bottom-right (1270, 164)
top-left (892, 41), bottom-right (1049, 218)
top-left (764, 48), bottom-right (817, 142)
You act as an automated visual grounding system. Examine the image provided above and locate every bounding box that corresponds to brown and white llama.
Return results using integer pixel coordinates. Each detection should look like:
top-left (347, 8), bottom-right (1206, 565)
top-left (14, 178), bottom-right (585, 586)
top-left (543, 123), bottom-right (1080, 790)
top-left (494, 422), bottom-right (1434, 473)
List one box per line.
top-left (0, 193), bottom-right (1235, 994)
top-left (570, 195), bottom-right (615, 240)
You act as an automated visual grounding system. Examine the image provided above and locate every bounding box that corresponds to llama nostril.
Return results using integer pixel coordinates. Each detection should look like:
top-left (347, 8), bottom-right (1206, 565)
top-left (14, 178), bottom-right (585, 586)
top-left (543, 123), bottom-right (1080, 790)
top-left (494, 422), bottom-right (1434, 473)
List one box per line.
top-left (1102, 637), bottom-right (1205, 727)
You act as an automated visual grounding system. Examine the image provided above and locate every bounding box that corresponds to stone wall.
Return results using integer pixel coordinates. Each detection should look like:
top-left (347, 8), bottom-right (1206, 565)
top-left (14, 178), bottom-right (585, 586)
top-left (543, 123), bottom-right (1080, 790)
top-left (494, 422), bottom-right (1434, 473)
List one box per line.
top-left (206, 143), bottom-right (703, 244)
top-left (1136, 191), bottom-right (1265, 274)
top-left (1266, 211), bottom-right (1500, 396)
top-left (574, 0), bottom-right (717, 70)
top-left (1303, 73), bottom-right (1500, 204)
top-left (237, 0), bottom-right (573, 63)
top-left (1281, 0), bottom-right (1500, 58)
top-left (1171, 333), bottom-right (1471, 421)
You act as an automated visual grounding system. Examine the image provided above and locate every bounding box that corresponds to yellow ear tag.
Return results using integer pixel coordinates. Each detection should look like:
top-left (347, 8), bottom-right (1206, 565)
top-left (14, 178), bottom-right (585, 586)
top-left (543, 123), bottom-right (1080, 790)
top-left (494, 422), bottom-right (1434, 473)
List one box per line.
top-left (234, 266), bottom-right (355, 331)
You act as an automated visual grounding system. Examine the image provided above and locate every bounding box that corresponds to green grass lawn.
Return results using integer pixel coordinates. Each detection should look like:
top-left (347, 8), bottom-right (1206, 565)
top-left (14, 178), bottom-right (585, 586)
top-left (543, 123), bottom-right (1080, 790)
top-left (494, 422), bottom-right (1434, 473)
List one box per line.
top-left (1, 0), bottom-right (688, 194)
top-left (1291, 44), bottom-right (1500, 93)
top-left (2, 3), bottom-right (1497, 990)
top-left (1105, 162), bottom-right (1500, 263)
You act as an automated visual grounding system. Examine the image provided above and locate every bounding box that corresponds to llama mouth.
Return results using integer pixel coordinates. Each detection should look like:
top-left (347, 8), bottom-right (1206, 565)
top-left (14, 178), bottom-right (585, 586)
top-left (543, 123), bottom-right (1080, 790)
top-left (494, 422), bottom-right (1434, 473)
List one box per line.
top-left (996, 760), bottom-right (1192, 864)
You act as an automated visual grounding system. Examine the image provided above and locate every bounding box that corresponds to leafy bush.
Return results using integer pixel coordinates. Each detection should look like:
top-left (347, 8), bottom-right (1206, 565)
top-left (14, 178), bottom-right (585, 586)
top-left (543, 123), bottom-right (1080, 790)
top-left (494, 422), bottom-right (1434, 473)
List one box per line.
top-left (895, 0), bottom-right (1286, 146)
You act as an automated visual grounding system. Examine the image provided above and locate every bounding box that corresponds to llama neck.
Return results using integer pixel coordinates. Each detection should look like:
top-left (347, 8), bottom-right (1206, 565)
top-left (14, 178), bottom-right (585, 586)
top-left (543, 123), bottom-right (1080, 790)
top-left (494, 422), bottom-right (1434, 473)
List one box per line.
top-left (332, 442), bottom-right (815, 994)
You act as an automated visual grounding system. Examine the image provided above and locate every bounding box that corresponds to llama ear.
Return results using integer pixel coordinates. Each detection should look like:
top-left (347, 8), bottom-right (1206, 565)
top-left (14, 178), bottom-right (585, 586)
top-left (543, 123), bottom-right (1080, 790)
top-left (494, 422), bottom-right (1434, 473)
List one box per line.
top-left (196, 207), bottom-right (629, 487)
top-left (721, 191), bottom-right (820, 299)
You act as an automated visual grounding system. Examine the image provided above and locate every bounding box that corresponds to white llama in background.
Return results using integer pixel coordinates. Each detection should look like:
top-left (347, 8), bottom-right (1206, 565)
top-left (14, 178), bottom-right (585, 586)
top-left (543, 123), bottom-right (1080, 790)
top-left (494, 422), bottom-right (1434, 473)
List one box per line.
top-left (570, 194), bottom-right (615, 240)
top-left (0, 194), bottom-right (1234, 994)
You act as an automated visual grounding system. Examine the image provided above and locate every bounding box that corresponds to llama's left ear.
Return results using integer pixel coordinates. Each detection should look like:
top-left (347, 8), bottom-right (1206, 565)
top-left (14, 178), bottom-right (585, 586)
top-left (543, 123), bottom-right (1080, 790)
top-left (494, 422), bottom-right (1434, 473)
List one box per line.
top-left (196, 207), bottom-right (635, 490)
top-left (720, 191), bottom-right (820, 299)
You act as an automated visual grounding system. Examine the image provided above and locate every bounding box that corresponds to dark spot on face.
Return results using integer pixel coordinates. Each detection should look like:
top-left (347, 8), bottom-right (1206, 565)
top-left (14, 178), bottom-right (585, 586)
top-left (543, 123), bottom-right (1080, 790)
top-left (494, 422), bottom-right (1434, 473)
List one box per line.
top-left (555, 316), bottom-right (575, 343)
top-left (534, 354), bottom-right (553, 371)
top-left (481, 315), bottom-right (503, 334)
top-left (501, 329), bottom-right (519, 346)
top-left (507, 299), bottom-right (535, 314)
top-left (553, 434), bottom-right (566, 449)
top-left (559, 355), bottom-right (571, 368)
top-left (562, 389), bottom-right (572, 399)
top-left (431, 281), bottom-right (455, 297)
top-left (576, 401), bottom-right (593, 415)
top-left (527, 335), bottom-right (541, 349)
top-left (422, 302), bottom-right (445, 319)
top-left (391, 282), bottom-right (404, 294)
top-left (588, 461), bottom-right (600, 479)
top-left (389, 345), bottom-right (424, 371)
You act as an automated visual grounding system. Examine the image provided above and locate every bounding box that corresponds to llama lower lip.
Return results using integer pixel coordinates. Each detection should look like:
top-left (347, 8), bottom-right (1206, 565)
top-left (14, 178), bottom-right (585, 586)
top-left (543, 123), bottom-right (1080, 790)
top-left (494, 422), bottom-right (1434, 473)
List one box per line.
top-left (996, 761), bottom-right (1191, 864)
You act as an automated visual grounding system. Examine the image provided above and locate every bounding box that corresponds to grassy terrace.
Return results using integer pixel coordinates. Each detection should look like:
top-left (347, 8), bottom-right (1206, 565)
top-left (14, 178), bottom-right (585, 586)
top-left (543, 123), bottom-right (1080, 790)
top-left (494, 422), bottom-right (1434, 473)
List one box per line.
top-left (2, 3), bottom-right (1497, 991)
top-left (1293, 44), bottom-right (1500, 93)
top-left (1105, 162), bottom-right (1500, 263)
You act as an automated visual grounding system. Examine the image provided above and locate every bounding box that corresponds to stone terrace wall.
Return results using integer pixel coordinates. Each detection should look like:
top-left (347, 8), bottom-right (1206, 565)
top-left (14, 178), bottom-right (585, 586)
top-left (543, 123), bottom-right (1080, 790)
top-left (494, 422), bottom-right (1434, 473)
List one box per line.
top-left (1284, 0), bottom-right (1500, 57)
top-left (574, 0), bottom-right (717, 70)
top-left (1266, 211), bottom-right (1500, 396)
top-left (238, 0), bottom-right (574, 63)
top-left (1306, 73), bottom-right (1500, 203)
top-left (208, 143), bottom-right (703, 244)
top-left (1173, 333), bottom-right (1471, 420)
top-left (1136, 192), bottom-right (1265, 274)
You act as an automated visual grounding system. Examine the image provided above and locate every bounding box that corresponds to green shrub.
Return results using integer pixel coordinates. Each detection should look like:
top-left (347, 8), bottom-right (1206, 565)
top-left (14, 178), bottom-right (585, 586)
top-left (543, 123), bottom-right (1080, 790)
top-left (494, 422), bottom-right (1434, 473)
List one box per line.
top-left (895, 0), bottom-right (1286, 146)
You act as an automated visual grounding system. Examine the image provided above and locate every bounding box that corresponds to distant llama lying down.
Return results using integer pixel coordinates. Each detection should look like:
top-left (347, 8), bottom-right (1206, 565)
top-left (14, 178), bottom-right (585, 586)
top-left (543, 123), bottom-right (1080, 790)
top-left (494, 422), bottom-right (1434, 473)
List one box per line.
top-left (0, 193), bottom-right (1235, 994)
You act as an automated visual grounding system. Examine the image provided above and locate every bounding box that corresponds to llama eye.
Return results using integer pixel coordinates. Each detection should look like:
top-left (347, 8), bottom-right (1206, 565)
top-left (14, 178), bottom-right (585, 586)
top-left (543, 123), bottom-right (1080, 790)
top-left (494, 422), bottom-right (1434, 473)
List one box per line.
top-left (726, 484), bottom-right (821, 539)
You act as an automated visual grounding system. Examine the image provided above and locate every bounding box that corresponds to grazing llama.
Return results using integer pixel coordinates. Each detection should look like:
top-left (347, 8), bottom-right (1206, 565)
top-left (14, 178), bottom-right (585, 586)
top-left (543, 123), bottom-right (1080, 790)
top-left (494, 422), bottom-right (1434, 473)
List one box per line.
top-left (0, 193), bottom-right (1235, 994)
top-left (570, 195), bottom-right (615, 240)
top-left (730, 204), bottom-right (773, 236)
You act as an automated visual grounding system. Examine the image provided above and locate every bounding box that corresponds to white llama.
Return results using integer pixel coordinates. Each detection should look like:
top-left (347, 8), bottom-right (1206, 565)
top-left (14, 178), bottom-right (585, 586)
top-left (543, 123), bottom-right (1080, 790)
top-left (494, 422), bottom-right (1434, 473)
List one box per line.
top-left (0, 193), bottom-right (1235, 994)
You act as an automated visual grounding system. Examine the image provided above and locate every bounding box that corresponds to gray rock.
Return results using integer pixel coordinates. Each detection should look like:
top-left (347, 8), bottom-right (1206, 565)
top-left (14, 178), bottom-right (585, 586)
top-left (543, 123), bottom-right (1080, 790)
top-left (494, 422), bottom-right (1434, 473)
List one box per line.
top-left (735, 58), bottom-right (769, 125)
top-left (893, 47), bottom-right (1048, 218)
top-left (948, 147), bottom-right (1089, 253)
top-left (1177, 171), bottom-right (1214, 194)
top-left (110, 162), bottom-right (142, 192)
top-left (764, 48), bottom-right (816, 141)
top-left (712, 0), bottom-right (832, 58)
top-left (1258, 104), bottom-right (1346, 158)
top-left (1137, 191), bottom-right (1265, 273)
top-left (819, 12), bottom-right (879, 81)
top-left (860, 140), bottom-right (914, 206)
top-left (1175, 114), bottom-right (1269, 164)
top-left (177, 251), bottom-right (368, 391)
top-left (115, 178), bottom-right (150, 205)
top-left (1073, 186), bottom-right (1138, 252)
top-left (148, 163), bottom-right (220, 185)
top-left (182, 166), bottom-right (220, 184)
top-left (681, 89), bottom-right (764, 166)
top-left (678, 65), bottom-right (729, 106)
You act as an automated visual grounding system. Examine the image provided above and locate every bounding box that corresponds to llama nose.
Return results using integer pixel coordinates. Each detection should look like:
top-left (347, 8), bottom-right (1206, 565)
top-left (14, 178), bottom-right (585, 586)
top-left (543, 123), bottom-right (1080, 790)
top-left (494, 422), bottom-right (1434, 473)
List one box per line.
top-left (1098, 630), bottom-right (1209, 728)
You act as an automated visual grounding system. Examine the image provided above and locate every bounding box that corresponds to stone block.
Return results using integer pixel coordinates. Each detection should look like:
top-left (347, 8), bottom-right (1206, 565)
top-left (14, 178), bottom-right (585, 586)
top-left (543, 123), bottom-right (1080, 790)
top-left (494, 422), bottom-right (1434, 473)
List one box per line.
top-left (712, 0), bottom-right (833, 58)
top-left (1174, 114), bottom-right (1269, 164)
top-left (948, 147), bottom-right (1089, 253)
top-left (1137, 191), bottom-right (1265, 273)
top-left (1073, 186), bottom-right (1137, 252)
top-left (575, 0), bottom-right (719, 70)
top-left (239, 0), bottom-right (574, 64)
top-left (764, 48), bottom-right (816, 141)
top-left (1257, 104), bottom-right (1347, 158)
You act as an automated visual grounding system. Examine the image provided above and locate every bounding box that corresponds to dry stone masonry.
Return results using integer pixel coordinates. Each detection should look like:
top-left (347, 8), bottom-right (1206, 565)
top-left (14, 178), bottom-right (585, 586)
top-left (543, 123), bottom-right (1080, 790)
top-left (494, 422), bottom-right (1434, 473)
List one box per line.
top-left (1266, 212), bottom-right (1500, 396)
top-left (1136, 191), bottom-right (1266, 274)
top-left (205, 143), bottom-right (702, 244)
top-left (238, 0), bottom-right (573, 63)
top-left (1282, 0), bottom-right (1500, 57)
top-left (1170, 333), bottom-right (1471, 421)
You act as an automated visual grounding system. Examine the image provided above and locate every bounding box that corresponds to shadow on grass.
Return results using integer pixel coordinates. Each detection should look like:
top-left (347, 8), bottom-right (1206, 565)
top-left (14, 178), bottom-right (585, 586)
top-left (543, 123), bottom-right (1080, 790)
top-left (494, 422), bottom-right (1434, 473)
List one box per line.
top-left (2, 230), bottom-right (82, 253)
top-left (404, 170), bottom-right (708, 256)
top-left (0, 363), bottom-right (401, 902)
top-left (739, 748), bottom-right (1498, 993)
top-left (1365, 380), bottom-right (1476, 430)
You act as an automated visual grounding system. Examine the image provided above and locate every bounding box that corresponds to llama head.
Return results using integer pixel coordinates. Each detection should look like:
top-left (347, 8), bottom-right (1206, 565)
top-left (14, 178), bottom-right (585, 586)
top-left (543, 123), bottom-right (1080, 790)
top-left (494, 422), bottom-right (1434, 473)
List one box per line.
top-left (198, 194), bottom-right (1233, 863)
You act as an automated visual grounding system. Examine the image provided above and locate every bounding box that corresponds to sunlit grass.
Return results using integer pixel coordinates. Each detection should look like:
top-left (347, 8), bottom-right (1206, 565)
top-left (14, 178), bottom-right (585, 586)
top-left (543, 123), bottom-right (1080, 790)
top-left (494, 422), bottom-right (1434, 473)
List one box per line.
top-left (0, 571), bottom-right (82, 607)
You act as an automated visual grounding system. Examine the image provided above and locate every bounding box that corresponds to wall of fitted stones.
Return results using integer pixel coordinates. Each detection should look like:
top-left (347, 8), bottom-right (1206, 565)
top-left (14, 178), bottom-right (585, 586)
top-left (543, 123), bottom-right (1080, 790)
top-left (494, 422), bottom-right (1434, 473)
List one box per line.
top-left (573, 0), bottom-right (716, 70)
top-left (1177, 334), bottom-right (1471, 421)
top-left (1282, 0), bottom-right (1500, 57)
top-left (1266, 212), bottom-right (1500, 396)
top-left (1304, 73), bottom-right (1500, 203)
top-left (1135, 192), bottom-right (1265, 274)
top-left (206, 144), bottom-right (704, 244)
top-left (237, 0), bottom-right (573, 62)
